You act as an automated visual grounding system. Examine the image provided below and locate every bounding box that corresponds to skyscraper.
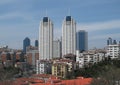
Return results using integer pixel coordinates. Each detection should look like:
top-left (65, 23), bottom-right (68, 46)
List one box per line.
top-left (35, 40), bottom-right (38, 47)
top-left (39, 17), bottom-right (53, 60)
top-left (53, 39), bottom-right (61, 58)
top-left (76, 30), bottom-right (88, 52)
top-left (113, 40), bottom-right (117, 45)
top-left (107, 37), bottom-right (112, 45)
top-left (62, 16), bottom-right (76, 56)
top-left (23, 37), bottom-right (30, 53)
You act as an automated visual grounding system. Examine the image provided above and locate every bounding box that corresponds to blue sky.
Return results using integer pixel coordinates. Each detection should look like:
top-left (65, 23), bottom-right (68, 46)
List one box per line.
top-left (0, 0), bottom-right (120, 49)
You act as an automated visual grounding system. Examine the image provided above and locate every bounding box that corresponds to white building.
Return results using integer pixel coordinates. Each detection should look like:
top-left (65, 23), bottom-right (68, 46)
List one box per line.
top-left (62, 16), bottom-right (76, 57)
top-left (107, 44), bottom-right (120, 59)
top-left (36, 60), bottom-right (52, 74)
top-left (53, 39), bottom-right (61, 58)
top-left (39, 17), bottom-right (53, 60)
top-left (76, 50), bottom-right (105, 68)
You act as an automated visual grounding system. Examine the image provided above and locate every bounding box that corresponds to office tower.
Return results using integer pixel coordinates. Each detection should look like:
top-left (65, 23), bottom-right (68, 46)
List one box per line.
top-left (23, 37), bottom-right (30, 53)
top-left (62, 16), bottom-right (76, 56)
top-left (53, 39), bottom-right (61, 58)
top-left (107, 37), bottom-right (112, 45)
top-left (35, 40), bottom-right (38, 47)
top-left (76, 30), bottom-right (88, 52)
top-left (113, 40), bottom-right (117, 45)
top-left (39, 17), bottom-right (53, 60)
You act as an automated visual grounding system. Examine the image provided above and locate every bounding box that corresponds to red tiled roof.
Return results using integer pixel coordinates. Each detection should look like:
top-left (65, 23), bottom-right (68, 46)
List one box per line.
top-left (0, 76), bottom-right (92, 85)
top-left (32, 74), bottom-right (58, 79)
top-left (62, 78), bottom-right (92, 85)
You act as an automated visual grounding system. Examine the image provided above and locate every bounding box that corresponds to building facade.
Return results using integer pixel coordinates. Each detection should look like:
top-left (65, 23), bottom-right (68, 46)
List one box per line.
top-left (76, 30), bottom-right (88, 52)
top-left (35, 40), bottom-right (38, 47)
top-left (62, 16), bottom-right (76, 56)
top-left (107, 44), bottom-right (120, 59)
top-left (52, 63), bottom-right (68, 78)
top-left (76, 50), bottom-right (105, 68)
top-left (36, 60), bottom-right (52, 74)
top-left (107, 37), bottom-right (113, 45)
top-left (23, 37), bottom-right (30, 53)
top-left (53, 39), bottom-right (61, 58)
top-left (39, 17), bottom-right (53, 60)
top-left (26, 49), bottom-right (39, 69)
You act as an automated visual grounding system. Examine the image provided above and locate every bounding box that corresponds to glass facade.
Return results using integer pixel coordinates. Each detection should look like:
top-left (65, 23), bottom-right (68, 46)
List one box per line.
top-left (23, 37), bottom-right (30, 53)
top-left (43, 17), bottom-right (48, 22)
top-left (66, 16), bottom-right (71, 21)
top-left (76, 30), bottom-right (88, 52)
top-left (107, 37), bottom-right (112, 45)
top-left (35, 40), bottom-right (38, 47)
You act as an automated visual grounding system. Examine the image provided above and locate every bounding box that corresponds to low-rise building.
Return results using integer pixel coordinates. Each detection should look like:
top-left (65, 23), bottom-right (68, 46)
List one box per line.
top-left (52, 59), bottom-right (75, 78)
top-left (36, 60), bottom-right (52, 74)
top-left (52, 62), bottom-right (68, 78)
top-left (76, 50), bottom-right (105, 68)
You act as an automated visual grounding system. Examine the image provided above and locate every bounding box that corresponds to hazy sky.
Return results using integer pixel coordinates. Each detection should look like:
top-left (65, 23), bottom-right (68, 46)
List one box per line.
top-left (0, 0), bottom-right (120, 49)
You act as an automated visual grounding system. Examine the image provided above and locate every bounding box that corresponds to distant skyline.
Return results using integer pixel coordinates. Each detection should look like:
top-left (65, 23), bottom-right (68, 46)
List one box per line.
top-left (0, 0), bottom-right (120, 49)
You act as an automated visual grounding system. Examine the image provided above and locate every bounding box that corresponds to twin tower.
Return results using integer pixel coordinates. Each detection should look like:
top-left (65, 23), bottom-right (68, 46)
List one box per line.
top-left (39, 16), bottom-right (76, 60)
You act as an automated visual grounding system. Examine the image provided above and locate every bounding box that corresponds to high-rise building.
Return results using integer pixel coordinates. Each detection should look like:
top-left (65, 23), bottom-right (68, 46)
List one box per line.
top-left (53, 39), bottom-right (61, 58)
top-left (62, 16), bottom-right (76, 56)
top-left (113, 40), bottom-right (117, 45)
top-left (39, 17), bottom-right (53, 60)
top-left (23, 37), bottom-right (30, 53)
top-left (35, 40), bottom-right (38, 47)
top-left (76, 30), bottom-right (88, 52)
top-left (107, 37), bottom-right (112, 45)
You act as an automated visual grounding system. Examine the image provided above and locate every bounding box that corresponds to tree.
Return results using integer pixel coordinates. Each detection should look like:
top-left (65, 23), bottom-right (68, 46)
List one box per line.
top-left (90, 66), bottom-right (120, 85)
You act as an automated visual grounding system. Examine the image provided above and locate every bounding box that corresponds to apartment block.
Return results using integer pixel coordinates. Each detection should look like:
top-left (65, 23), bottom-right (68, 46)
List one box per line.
top-left (36, 60), bottom-right (52, 74)
top-left (107, 44), bottom-right (120, 59)
top-left (52, 62), bottom-right (68, 78)
top-left (76, 50), bottom-right (105, 68)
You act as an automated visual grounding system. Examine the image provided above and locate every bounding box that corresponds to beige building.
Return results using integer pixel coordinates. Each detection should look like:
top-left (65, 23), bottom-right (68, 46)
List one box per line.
top-left (52, 62), bottom-right (68, 78)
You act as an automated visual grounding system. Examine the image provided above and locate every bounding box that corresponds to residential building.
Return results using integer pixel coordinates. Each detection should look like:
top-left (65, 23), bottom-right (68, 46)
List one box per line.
top-left (62, 16), bottom-right (76, 56)
top-left (36, 60), bottom-right (52, 74)
top-left (63, 53), bottom-right (76, 62)
top-left (107, 44), bottom-right (120, 59)
top-left (52, 59), bottom-right (75, 78)
top-left (76, 50), bottom-right (105, 68)
top-left (39, 17), bottom-right (53, 60)
top-left (76, 50), bottom-right (84, 68)
top-left (76, 30), bottom-right (88, 52)
top-left (52, 62), bottom-right (68, 78)
top-left (26, 48), bottom-right (39, 69)
top-left (23, 37), bottom-right (30, 53)
top-left (53, 39), bottom-right (61, 58)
